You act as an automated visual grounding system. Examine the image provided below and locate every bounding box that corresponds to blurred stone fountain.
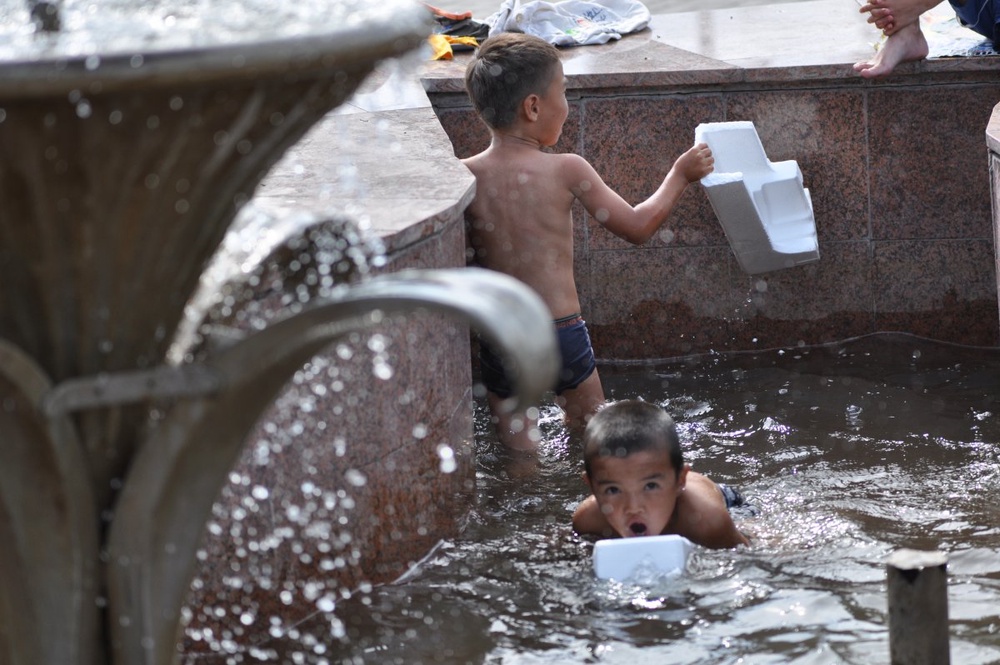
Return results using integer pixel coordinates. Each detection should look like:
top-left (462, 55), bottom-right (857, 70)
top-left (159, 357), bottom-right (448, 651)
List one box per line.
top-left (0, 1), bottom-right (558, 663)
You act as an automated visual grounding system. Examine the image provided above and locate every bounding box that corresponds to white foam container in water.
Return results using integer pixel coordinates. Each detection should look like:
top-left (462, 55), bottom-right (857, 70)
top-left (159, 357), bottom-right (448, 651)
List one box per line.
top-left (593, 535), bottom-right (694, 581)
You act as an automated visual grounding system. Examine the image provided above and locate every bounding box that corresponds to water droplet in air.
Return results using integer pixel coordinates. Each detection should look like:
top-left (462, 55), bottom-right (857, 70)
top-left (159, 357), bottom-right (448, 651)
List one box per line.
top-left (438, 444), bottom-right (457, 474)
top-left (372, 361), bottom-right (393, 380)
top-left (345, 469), bottom-right (367, 487)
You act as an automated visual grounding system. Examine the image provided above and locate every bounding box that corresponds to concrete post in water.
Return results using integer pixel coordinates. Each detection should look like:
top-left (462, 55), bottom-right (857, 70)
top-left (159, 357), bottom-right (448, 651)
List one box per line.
top-left (887, 548), bottom-right (950, 665)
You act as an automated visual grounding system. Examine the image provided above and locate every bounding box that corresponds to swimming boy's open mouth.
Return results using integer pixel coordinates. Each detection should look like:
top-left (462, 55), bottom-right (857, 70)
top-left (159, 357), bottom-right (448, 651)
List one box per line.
top-left (627, 522), bottom-right (647, 536)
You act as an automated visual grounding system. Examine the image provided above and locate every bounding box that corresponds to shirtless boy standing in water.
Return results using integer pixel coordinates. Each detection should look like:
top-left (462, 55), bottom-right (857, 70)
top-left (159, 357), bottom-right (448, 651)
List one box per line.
top-left (462, 33), bottom-right (714, 450)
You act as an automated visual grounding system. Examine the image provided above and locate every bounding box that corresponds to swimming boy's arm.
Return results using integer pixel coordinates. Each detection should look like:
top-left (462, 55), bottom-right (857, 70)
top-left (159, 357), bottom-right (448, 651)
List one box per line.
top-left (565, 143), bottom-right (713, 245)
top-left (572, 495), bottom-right (616, 538)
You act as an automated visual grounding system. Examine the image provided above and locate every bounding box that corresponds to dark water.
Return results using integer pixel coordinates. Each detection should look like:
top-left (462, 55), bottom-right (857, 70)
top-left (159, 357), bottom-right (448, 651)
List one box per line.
top-left (323, 333), bottom-right (1000, 664)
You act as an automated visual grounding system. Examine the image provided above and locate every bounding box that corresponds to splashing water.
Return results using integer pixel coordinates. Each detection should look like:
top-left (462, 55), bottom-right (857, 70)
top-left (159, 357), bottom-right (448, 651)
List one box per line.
top-left (271, 333), bottom-right (1000, 665)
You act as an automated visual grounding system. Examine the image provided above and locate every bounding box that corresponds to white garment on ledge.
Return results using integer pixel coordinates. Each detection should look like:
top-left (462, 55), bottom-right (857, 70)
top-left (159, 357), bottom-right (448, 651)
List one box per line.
top-left (486, 0), bottom-right (651, 46)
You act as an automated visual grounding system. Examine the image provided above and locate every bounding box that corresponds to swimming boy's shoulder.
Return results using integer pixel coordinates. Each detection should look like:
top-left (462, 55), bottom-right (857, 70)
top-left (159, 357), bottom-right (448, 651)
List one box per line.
top-left (672, 472), bottom-right (749, 548)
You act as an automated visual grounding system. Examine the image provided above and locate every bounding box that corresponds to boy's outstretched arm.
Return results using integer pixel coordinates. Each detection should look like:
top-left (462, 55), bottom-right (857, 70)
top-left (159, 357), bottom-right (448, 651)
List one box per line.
top-left (567, 142), bottom-right (713, 245)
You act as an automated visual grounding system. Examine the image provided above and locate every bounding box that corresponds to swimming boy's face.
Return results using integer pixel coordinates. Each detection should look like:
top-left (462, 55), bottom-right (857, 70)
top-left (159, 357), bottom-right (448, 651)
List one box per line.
top-left (534, 62), bottom-right (568, 147)
top-left (585, 448), bottom-right (687, 538)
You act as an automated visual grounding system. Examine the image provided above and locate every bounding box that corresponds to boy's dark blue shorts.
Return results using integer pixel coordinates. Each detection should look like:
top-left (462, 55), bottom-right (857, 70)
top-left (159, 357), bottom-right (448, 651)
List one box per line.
top-left (717, 483), bottom-right (746, 509)
top-left (479, 314), bottom-right (596, 398)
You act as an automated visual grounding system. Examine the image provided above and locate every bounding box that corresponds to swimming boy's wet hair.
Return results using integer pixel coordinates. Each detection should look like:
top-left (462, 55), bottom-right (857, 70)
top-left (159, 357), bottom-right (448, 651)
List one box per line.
top-left (583, 400), bottom-right (683, 479)
top-left (464, 32), bottom-right (562, 130)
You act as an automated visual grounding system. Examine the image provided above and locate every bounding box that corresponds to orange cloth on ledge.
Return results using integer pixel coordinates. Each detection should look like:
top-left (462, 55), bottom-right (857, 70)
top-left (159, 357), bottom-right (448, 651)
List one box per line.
top-left (428, 34), bottom-right (479, 60)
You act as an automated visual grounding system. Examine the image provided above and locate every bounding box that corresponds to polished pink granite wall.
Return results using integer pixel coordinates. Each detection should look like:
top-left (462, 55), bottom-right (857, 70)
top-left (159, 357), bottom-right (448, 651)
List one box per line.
top-left (426, 0), bottom-right (1000, 358)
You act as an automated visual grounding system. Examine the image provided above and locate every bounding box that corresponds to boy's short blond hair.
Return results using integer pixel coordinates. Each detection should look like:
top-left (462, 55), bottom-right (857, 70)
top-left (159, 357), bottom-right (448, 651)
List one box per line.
top-left (464, 32), bottom-right (562, 130)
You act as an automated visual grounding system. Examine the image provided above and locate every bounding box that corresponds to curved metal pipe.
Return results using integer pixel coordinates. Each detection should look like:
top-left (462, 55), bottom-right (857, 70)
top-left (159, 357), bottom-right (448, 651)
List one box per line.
top-left (105, 267), bottom-right (557, 664)
top-left (0, 339), bottom-right (100, 664)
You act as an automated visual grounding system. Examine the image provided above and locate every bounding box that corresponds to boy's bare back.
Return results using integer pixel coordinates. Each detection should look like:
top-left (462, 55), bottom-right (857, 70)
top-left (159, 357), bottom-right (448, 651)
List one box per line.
top-left (463, 141), bottom-right (584, 320)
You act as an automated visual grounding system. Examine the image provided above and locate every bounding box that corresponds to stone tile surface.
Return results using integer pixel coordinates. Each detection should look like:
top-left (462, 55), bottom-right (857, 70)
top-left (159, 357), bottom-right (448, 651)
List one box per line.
top-left (727, 241), bottom-right (875, 349)
top-left (725, 90), bottom-right (868, 242)
top-left (994, 151), bottom-right (1000, 320)
top-left (874, 239), bottom-right (998, 344)
top-left (587, 246), bottom-right (737, 359)
top-left (868, 85), bottom-right (1000, 242)
top-left (644, 0), bottom-right (876, 71)
top-left (184, 150), bottom-right (475, 654)
top-left (254, 105), bottom-right (474, 256)
top-left (583, 94), bottom-right (726, 250)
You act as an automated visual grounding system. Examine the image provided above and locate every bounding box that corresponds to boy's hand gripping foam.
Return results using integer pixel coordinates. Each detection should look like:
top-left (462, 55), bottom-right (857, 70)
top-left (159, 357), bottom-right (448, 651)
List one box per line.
top-left (695, 121), bottom-right (820, 275)
top-left (592, 534), bottom-right (694, 580)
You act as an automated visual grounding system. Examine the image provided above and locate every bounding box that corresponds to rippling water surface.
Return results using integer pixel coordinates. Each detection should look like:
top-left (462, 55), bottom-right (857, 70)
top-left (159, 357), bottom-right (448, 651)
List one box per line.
top-left (330, 332), bottom-right (1000, 664)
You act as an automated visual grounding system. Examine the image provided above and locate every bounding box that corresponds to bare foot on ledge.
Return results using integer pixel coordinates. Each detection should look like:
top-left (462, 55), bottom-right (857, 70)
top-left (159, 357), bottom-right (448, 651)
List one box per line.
top-left (853, 21), bottom-right (929, 77)
top-left (858, 0), bottom-right (941, 35)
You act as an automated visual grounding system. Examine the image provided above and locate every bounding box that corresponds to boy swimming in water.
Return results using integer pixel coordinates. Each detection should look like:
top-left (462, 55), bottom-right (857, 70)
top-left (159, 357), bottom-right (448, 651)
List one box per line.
top-left (572, 399), bottom-right (749, 549)
top-left (462, 33), bottom-right (714, 451)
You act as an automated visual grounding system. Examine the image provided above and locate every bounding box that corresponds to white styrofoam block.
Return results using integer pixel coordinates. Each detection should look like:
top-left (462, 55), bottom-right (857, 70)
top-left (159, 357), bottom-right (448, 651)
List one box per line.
top-left (695, 121), bottom-right (820, 275)
top-left (592, 535), bottom-right (694, 581)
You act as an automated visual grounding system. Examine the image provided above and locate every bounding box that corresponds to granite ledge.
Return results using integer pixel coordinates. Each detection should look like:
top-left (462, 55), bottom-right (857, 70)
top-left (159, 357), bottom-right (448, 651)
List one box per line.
top-left (252, 70), bottom-right (474, 257)
top-left (421, 0), bottom-right (998, 93)
top-left (988, 102), bottom-right (1000, 154)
